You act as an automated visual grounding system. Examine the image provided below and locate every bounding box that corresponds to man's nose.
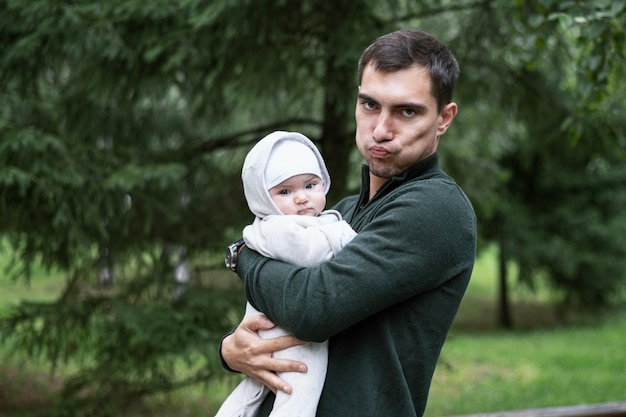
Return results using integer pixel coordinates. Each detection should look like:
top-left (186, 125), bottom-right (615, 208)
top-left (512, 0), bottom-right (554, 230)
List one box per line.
top-left (373, 111), bottom-right (394, 141)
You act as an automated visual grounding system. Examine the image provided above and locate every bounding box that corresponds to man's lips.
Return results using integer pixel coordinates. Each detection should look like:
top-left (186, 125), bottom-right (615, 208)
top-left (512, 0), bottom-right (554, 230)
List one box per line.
top-left (370, 146), bottom-right (390, 158)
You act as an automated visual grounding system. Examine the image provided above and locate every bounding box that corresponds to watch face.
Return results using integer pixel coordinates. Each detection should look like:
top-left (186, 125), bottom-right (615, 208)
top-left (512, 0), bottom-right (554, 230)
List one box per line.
top-left (225, 246), bottom-right (234, 268)
top-left (225, 239), bottom-right (244, 270)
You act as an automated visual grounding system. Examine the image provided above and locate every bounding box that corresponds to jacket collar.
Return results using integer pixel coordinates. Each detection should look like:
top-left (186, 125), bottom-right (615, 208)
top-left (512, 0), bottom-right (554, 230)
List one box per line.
top-left (356, 152), bottom-right (440, 210)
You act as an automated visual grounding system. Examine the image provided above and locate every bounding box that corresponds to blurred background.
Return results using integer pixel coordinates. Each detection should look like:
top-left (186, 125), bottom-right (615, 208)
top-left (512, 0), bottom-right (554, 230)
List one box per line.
top-left (1, 0), bottom-right (625, 416)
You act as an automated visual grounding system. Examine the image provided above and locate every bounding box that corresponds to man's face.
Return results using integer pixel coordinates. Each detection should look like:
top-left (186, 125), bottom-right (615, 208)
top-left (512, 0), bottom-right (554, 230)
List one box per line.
top-left (355, 64), bottom-right (457, 187)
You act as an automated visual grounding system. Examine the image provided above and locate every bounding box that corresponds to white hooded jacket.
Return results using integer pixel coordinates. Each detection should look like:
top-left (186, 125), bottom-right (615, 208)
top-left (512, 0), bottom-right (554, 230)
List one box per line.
top-left (241, 131), bottom-right (356, 267)
top-left (214, 132), bottom-right (357, 417)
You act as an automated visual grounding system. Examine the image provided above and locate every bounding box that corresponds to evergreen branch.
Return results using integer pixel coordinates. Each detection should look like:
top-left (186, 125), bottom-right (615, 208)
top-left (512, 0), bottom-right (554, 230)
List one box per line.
top-left (190, 117), bottom-right (322, 155)
top-left (394, 0), bottom-right (486, 23)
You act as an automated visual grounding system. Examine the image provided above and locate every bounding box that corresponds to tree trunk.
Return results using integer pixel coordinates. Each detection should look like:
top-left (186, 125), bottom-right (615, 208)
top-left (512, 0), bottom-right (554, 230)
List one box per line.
top-left (498, 239), bottom-right (513, 328)
top-left (319, 53), bottom-right (357, 205)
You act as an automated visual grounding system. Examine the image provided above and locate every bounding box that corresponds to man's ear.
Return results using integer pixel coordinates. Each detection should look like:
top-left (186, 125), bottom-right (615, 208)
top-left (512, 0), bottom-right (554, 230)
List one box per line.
top-left (437, 102), bottom-right (458, 136)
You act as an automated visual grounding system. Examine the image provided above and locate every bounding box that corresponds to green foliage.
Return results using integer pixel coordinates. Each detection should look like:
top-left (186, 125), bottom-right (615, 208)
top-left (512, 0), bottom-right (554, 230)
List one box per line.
top-left (0, 1), bottom-right (379, 413)
top-left (1, 0), bottom-right (256, 272)
top-left (2, 258), bottom-right (244, 416)
top-left (1, 0), bottom-right (625, 414)
top-left (550, 0), bottom-right (625, 104)
top-left (435, 0), bottom-right (626, 311)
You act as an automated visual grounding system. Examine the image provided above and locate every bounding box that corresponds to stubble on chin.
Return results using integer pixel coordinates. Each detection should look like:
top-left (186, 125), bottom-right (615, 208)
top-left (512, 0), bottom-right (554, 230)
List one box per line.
top-left (367, 158), bottom-right (397, 180)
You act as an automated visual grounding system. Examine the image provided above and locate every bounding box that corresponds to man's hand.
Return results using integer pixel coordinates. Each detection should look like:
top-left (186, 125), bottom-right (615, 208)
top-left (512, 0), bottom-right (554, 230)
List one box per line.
top-left (221, 314), bottom-right (308, 394)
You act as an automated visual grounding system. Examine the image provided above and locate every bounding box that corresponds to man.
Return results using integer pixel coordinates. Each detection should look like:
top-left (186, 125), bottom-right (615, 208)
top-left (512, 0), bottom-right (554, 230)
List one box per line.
top-left (221, 29), bottom-right (477, 417)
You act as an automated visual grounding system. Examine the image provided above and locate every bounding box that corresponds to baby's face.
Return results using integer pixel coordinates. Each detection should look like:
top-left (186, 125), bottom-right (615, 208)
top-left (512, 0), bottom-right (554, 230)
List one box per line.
top-left (268, 174), bottom-right (326, 216)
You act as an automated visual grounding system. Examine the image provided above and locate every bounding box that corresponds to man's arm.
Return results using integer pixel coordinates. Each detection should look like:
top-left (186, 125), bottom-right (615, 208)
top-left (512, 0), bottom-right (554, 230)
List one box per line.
top-left (238, 184), bottom-right (476, 342)
top-left (220, 314), bottom-right (308, 394)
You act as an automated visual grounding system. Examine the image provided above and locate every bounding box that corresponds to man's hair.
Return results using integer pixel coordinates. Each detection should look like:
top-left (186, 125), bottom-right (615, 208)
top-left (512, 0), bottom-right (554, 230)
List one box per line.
top-left (357, 29), bottom-right (459, 112)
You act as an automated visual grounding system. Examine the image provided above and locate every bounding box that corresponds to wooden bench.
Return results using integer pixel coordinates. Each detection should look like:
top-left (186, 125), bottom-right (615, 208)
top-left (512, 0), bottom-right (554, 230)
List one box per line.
top-left (446, 402), bottom-right (626, 417)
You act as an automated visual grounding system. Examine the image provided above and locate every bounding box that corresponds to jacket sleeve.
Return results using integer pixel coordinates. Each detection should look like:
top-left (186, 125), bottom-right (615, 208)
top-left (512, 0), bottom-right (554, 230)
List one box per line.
top-left (237, 182), bottom-right (476, 343)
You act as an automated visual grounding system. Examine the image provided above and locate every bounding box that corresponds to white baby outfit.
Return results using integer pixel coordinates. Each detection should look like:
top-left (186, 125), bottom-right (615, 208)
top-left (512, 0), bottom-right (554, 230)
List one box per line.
top-left (215, 131), bottom-right (356, 417)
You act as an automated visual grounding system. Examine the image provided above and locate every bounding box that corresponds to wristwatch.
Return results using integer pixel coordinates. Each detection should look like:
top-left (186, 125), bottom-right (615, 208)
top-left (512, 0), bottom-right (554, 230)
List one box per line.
top-left (225, 238), bottom-right (246, 271)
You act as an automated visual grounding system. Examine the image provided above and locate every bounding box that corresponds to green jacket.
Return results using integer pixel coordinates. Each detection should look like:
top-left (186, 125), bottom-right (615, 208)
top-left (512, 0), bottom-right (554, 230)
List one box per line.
top-left (236, 153), bottom-right (477, 417)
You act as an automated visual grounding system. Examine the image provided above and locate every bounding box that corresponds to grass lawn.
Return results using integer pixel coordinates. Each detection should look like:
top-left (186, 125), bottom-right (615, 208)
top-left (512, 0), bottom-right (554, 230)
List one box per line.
top-left (424, 246), bottom-right (626, 415)
top-left (1, 243), bottom-right (625, 416)
top-left (425, 313), bottom-right (626, 416)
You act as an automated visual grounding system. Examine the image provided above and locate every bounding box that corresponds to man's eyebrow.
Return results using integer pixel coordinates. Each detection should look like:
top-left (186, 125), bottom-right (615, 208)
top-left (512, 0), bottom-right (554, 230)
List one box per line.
top-left (358, 93), bottom-right (427, 113)
top-left (393, 101), bottom-right (428, 113)
top-left (357, 92), bottom-right (378, 103)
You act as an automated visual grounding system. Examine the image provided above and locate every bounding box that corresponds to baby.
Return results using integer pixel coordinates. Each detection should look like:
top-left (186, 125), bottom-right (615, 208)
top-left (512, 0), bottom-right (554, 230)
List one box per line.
top-left (216, 131), bottom-right (356, 417)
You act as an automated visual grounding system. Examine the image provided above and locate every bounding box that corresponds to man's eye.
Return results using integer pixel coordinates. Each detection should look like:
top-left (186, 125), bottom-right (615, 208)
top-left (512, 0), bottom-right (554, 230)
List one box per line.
top-left (401, 108), bottom-right (416, 117)
top-left (363, 101), bottom-right (377, 111)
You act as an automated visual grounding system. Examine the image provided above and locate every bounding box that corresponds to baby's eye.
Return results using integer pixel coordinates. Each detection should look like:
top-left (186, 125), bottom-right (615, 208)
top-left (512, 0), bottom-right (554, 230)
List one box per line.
top-left (277, 189), bottom-right (290, 195)
top-left (305, 182), bottom-right (318, 189)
